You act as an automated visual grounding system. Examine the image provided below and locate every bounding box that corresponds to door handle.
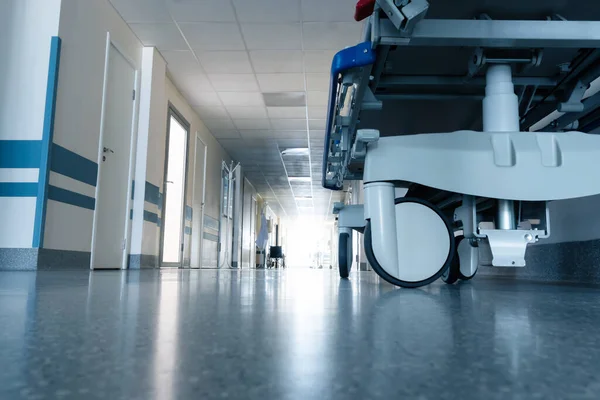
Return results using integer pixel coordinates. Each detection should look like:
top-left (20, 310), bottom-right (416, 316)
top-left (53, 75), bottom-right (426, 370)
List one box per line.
top-left (103, 147), bottom-right (115, 154)
top-left (166, 181), bottom-right (174, 184)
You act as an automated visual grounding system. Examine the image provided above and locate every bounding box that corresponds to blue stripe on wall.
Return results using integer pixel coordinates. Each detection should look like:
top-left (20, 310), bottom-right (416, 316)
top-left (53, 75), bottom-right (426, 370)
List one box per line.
top-left (0, 141), bottom-right (42, 168)
top-left (33, 36), bottom-right (62, 248)
top-left (185, 226), bottom-right (192, 235)
top-left (50, 144), bottom-right (98, 187)
top-left (145, 182), bottom-right (161, 205)
top-left (204, 215), bottom-right (219, 230)
top-left (0, 183), bottom-right (38, 197)
top-left (185, 205), bottom-right (193, 221)
top-left (203, 232), bottom-right (219, 242)
top-left (48, 185), bottom-right (95, 210)
top-left (143, 210), bottom-right (159, 224)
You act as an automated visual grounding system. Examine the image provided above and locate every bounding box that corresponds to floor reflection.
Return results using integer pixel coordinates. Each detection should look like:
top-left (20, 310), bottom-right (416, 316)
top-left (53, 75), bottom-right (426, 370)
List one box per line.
top-left (1, 269), bottom-right (600, 399)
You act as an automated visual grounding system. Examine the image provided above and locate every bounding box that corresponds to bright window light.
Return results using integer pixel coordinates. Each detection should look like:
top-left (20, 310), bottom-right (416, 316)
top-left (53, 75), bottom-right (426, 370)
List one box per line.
top-left (288, 176), bottom-right (311, 182)
top-left (281, 148), bottom-right (309, 156)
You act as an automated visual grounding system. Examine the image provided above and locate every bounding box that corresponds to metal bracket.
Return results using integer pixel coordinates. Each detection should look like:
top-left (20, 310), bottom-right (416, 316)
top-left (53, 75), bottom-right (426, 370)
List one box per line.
top-left (332, 202), bottom-right (345, 215)
top-left (376, 0), bottom-right (429, 34)
top-left (558, 80), bottom-right (588, 113)
top-left (352, 129), bottom-right (380, 160)
top-left (477, 203), bottom-right (550, 267)
top-left (477, 229), bottom-right (540, 267)
top-left (468, 48), bottom-right (543, 78)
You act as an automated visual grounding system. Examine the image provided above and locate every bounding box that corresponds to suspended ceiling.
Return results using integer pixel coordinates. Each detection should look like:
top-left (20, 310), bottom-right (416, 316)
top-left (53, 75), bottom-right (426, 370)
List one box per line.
top-left (108, 0), bottom-right (360, 218)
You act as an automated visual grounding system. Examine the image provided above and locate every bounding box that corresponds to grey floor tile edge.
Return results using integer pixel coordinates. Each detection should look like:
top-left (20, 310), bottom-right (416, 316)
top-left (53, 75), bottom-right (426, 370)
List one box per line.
top-left (0, 248), bottom-right (39, 271)
top-left (37, 249), bottom-right (91, 270)
top-left (478, 238), bottom-right (600, 285)
top-left (128, 254), bottom-right (158, 269)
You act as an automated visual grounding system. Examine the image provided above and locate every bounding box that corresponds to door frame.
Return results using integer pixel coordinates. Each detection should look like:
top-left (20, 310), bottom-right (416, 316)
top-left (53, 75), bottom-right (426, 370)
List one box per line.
top-left (90, 32), bottom-right (140, 270)
top-left (191, 132), bottom-right (208, 269)
top-left (158, 103), bottom-right (191, 268)
top-left (218, 161), bottom-right (230, 268)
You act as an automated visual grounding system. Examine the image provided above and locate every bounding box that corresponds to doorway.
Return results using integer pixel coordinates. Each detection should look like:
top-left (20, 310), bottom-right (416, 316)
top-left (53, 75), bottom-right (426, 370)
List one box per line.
top-left (190, 134), bottom-right (207, 269)
top-left (218, 162), bottom-right (238, 268)
top-left (159, 107), bottom-right (190, 268)
top-left (91, 39), bottom-right (138, 270)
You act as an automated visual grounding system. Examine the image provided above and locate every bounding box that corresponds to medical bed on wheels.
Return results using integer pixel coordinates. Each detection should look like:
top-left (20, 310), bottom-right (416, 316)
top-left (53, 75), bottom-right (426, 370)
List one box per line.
top-left (324, 0), bottom-right (600, 288)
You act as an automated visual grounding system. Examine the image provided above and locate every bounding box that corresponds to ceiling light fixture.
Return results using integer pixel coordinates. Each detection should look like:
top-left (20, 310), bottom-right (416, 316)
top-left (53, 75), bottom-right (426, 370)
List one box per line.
top-left (288, 176), bottom-right (311, 182)
top-left (281, 148), bottom-right (309, 156)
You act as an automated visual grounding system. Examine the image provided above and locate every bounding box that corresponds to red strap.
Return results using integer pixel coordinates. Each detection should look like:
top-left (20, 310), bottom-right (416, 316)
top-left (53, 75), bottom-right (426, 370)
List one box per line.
top-left (355, 0), bottom-right (376, 21)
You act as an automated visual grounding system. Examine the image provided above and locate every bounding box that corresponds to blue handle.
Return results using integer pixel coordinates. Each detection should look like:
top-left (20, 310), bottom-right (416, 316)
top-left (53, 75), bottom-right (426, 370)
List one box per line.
top-left (321, 42), bottom-right (376, 190)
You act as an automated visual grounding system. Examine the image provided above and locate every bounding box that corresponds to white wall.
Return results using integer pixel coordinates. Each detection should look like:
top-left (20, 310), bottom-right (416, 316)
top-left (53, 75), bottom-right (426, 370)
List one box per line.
top-left (0, 0), bottom-right (61, 141)
top-left (43, 0), bottom-right (143, 252)
top-left (0, 0), bottom-right (61, 248)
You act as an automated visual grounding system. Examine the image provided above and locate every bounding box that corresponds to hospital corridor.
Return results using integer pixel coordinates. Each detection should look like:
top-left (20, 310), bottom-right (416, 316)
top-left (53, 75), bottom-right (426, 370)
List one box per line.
top-left (2, 0), bottom-right (600, 399)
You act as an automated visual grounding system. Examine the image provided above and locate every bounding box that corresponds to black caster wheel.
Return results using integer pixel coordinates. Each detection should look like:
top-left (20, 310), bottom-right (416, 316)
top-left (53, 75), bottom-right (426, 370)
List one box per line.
top-left (364, 197), bottom-right (455, 288)
top-left (442, 235), bottom-right (478, 284)
top-left (338, 232), bottom-right (352, 278)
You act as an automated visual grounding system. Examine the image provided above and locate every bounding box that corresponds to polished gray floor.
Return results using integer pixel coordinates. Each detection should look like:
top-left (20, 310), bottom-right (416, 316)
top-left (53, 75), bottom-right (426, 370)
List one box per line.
top-left (1, 269), bottom-right (600, 399)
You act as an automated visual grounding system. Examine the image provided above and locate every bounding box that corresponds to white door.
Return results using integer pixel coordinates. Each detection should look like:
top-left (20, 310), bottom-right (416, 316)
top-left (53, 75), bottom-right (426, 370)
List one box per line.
top-left (218, 164), bottom-right (231, 268)
top-left (92, 44), bottom-right (136, 269)
top-left (160, 112), bottom-right (189, 267)
top-left (250, 195), bottom-right (257, 268)
top-left (191, 135), bottom-right (207, 269)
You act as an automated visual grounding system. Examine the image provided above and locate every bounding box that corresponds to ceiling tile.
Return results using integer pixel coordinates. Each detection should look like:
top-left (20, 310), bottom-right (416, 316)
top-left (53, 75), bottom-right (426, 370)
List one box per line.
top-left (271, 119), bottom-right (307, 130)
top-left (198, 51), bottom-right (253, 73)
top-left (301, 0), bottom-right (357, 22)
top-left (307, 91), bottom-right (329, 107)
top-left (110, 0), bottom-right (171, 23)
top-left (233, 0), bottom-right (301, 22)
top-left (275, 130), bottom-right (308, 139)
top-left (211, 129), bottom-right (242, 139)
top-left (181, 90), bottom-right (222, 106)
top-left (304, 50), bottom-right (338, 73)
top-left (308, 119), bottom-right (326, 130)
top-left (208, 74), bottom-right (259, 92)
top-left (249, 50), bottom-right (304, 73)
top-left (193, 106), bottom-right (229, 120)
top-left (239, 130), bottom-right (274, 140)
top-left (278, 138), bottom-right (309, 148)
top-left (171, 73), bottom-right (213, 93)
top-left (267, 107), bottom-right (307, 119)
top-left (241, 24), bottom-right (302, 50)
top-left (129, 23), bottom-right (188, 50)
top-left (302, 22), bottom-right (362, 50)
top-left (179, 23), bottom-right (245, 51)
top-left (306, 73), bottom-right (330, 91)
top-left (219, 92), bottom-right (265, 107)
top-left (203, 119), bottom-right (236, 130)
top-left (256, 74), bottom-right (305, 92)
top-left (161, 50), bottom-right (202, 76)
top-left (234, 119), bottom-right (272, 130)
top-left (167, 0), bottom-right (236, 22)
top-left (263, 92), bottom-right (306, 107)
top-left (307, 106), bottom-right (327, 119)
top-left (227, 107), bottom-right (268, 119)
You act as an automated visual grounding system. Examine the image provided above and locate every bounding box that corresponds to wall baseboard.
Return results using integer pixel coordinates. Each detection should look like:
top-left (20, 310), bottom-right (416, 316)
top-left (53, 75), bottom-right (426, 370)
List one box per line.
top-left (37, 249), bottom-right (91, 270)
top-left (0, 248), bottom-right (91, 270)
top-left (0, 249), bottom-right (39, 271)
top-left (478, 239), bottom-right (600, 285)
top-left (129, 254), bottom-right (158, 269)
